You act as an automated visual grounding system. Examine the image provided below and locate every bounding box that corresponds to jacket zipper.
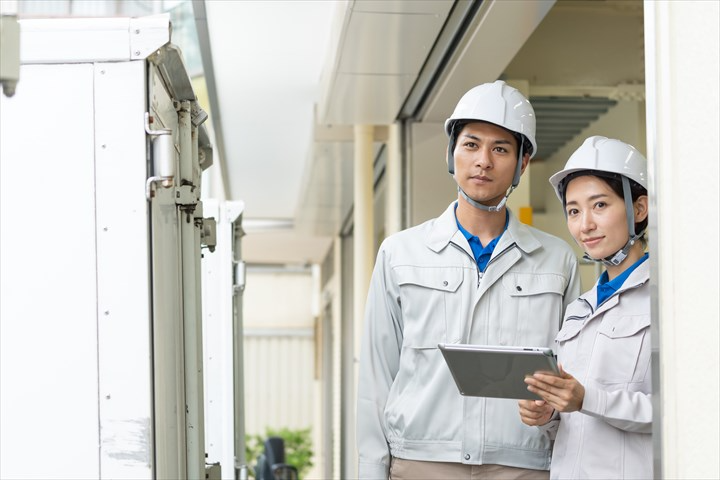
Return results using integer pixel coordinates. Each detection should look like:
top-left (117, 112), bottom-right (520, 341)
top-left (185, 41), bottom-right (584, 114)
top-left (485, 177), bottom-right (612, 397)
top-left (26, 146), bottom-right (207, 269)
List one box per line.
top-left (478, 243), bottom-right (516, 287)
top-left (451, 241), bottom-right (516, 288)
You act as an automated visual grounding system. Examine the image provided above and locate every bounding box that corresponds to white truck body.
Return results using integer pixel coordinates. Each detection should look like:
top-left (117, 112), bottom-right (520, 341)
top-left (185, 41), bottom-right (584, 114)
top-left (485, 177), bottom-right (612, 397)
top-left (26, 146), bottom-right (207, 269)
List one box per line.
top-left (0, 15), bottom-right (244, 480)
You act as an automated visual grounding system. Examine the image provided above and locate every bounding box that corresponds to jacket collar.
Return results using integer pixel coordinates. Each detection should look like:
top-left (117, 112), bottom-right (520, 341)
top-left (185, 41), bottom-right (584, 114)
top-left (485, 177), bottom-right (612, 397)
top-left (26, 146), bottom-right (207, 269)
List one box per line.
top-left (573, 258), bottom-right (650, 317)
top-left (426, 202), bottom-right (542, 255)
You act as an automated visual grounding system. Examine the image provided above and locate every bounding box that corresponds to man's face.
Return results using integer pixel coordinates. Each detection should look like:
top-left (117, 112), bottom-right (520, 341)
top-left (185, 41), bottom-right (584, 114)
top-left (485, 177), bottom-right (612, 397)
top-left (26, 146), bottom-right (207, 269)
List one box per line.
top-left (452, 121), bottom-right (528, 207)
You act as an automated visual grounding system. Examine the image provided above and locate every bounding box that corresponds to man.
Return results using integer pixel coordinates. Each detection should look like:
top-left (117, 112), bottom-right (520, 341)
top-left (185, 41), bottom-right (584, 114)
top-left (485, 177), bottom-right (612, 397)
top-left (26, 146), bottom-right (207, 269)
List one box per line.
top-left (357, 81), bottom-right (581, 480)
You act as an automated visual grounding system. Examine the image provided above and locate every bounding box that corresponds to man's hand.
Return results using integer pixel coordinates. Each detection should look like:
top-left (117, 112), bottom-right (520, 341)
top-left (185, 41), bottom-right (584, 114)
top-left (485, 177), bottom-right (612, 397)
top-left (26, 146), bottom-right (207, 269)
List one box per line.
top-left (524, 363), bottom-right (585, 413)
top-left (518, 399), bottom-right (554, 426)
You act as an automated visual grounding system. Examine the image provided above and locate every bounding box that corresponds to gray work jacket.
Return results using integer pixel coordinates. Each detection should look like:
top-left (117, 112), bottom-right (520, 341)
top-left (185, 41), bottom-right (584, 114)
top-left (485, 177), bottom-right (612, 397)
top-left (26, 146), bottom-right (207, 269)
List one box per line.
top-left (357, 203), bottom-right (581, 479)
top-left (544, 260), bottom-right (652, 480)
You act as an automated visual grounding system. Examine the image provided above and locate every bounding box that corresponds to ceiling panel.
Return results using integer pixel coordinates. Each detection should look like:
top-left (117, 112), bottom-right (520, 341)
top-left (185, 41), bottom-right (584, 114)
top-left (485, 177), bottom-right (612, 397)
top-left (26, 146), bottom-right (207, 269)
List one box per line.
top-left (319, 0), bottom-right (453, 125)
top-left (324, 72), bottom-right (418, 125)
top-left (350, 0), bottom-right (455, 15)
top-left (338, 10), bottom-right (446, 75)
top-left (503, 0), bottom-right (644, 87)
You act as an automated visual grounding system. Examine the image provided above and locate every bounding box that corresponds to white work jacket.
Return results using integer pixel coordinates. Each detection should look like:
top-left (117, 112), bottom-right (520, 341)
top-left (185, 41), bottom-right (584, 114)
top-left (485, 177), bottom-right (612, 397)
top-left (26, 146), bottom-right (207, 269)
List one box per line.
top-left (357, 203), bottom-right (581, 479)
top-left (544, 260), bottom-right (652, 479)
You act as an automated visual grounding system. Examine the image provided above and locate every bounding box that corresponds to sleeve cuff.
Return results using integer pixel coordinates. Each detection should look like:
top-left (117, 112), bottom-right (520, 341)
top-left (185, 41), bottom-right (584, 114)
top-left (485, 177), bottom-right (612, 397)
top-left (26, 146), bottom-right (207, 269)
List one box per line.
top-left (580, 384), bottom-right (605, 417)
top-left (358, 461), bottom-right (389, 480)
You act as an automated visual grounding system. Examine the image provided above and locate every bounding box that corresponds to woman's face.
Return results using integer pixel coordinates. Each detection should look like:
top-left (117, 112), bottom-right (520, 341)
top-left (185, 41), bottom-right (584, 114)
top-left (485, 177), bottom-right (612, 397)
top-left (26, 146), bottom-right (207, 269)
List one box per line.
top-left (564, 175), bottom-right (638, 261)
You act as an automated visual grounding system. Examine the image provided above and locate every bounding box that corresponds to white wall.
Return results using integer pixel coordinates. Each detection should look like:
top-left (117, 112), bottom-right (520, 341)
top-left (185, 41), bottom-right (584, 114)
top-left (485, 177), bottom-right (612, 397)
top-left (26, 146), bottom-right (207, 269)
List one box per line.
top-left (645, 2), bottom-right (720, 478)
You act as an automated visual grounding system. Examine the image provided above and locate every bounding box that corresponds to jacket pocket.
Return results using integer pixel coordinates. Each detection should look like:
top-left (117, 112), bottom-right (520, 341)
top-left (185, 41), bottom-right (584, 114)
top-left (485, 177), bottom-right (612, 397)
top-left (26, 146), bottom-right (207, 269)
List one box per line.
top-left (591, 314), bottom-right (651, 384)
top-left (394, 266), bottom-right (465, 347)
top-left (496, 273), bottom-right (566, 347)
top-left (555, 320), bottom-right (585, 374)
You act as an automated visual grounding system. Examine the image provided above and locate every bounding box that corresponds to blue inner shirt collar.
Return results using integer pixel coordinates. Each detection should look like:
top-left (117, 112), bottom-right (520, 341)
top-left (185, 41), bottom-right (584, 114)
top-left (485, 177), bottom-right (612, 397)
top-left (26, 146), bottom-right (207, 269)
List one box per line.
top-left (454, 202), bottom-right (509, 272)
top-left (596, 252), bottom-right (649, 307)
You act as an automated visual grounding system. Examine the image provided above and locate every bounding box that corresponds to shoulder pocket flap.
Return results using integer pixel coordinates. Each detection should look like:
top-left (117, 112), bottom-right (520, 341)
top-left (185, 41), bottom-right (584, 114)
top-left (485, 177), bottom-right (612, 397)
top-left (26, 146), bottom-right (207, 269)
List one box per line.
top-left (394, 265), bottom-right (463, 292)
top-left (502, 273), bottom-right (565, 297)
top-left (597, 315), bottom-right (651, 339)
top-left (556, 321), bottom-right (584, 343)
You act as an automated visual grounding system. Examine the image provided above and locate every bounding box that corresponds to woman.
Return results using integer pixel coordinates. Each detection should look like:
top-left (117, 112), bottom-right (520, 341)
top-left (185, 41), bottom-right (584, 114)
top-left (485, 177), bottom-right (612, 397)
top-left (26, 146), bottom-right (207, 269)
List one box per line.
top-left (518, 136), bottom-right (652, 479)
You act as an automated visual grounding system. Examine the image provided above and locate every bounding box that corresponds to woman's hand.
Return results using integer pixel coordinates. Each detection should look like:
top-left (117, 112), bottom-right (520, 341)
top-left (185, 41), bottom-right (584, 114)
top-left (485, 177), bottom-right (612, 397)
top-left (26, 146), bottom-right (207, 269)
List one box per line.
top-left (524, 363), bottom-right (585, 413)
top-left (518, 399), bottom-right (554, 426)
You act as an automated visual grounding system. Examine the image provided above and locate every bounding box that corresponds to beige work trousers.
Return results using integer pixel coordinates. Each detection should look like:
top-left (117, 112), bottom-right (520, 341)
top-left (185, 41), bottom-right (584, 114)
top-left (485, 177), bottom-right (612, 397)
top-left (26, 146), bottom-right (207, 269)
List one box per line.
top-left (389, 458), bottom-right (550, 480)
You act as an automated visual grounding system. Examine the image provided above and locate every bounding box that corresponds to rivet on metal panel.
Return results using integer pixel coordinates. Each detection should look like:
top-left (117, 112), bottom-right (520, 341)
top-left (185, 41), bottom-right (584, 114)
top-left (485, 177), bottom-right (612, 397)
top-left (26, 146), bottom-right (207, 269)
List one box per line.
top-left (105, 394), bottom-right (111, 400)
top-left (134, 29), bottom-right (140, 34)
top-left (100, 70), bottom-right (105, 75)
top-left (134, 51), bottom-right (141, 57)
top-left (101, 144), bottom-right (106, 149)
top-left (103, 227), bottom-right (108, 231)
top-left (104, 311), bottom-right (109, 316)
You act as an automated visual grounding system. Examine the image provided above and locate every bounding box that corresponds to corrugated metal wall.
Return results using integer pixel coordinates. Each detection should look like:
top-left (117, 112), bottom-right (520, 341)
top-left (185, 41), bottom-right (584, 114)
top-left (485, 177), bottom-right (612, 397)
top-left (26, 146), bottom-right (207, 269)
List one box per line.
top-left (243, 334), bottom-right (315, 432)
top-left (242, 266), bottom-right (318, 475)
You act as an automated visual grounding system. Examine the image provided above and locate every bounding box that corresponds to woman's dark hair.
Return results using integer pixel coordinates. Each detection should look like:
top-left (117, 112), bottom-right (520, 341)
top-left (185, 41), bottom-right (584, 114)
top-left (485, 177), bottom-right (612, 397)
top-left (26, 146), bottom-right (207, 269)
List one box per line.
top-left (561, 171), bottom-right (648, 234)
top-left (602, 174), bottom-right (648, 235)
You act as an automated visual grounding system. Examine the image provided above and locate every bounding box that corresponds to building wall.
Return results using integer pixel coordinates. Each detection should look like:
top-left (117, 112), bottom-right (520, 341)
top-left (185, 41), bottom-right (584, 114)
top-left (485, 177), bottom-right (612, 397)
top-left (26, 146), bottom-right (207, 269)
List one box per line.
top-left (645, 2), bottom-right (720, 478)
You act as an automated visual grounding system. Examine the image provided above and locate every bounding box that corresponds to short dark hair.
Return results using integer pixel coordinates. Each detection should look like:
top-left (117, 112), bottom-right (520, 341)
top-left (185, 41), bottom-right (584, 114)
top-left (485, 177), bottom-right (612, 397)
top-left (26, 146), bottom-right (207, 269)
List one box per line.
top-left (451, 120), bottom-right (533, 157)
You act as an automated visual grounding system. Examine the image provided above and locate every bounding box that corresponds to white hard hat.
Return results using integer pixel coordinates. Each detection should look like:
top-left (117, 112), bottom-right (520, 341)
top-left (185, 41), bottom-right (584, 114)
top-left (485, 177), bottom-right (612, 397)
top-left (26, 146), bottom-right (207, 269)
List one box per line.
top-left (549, 136), bottom-right (648, 202)
top-left (444, 80), bottom-right (537, 159)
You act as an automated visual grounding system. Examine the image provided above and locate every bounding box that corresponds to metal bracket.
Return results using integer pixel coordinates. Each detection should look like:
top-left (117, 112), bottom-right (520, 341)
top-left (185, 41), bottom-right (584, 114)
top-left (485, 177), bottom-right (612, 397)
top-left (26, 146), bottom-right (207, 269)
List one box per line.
top-left (129, 14), bottom-right (172, 60)
top-left (175, 184), bottom-right (198, 206)
top-left (0, 14), bottom-right (20, 97)
top-left (233, 261), bottom-right (246, 292)
top-left (201, 217), bottom-right (217, 253)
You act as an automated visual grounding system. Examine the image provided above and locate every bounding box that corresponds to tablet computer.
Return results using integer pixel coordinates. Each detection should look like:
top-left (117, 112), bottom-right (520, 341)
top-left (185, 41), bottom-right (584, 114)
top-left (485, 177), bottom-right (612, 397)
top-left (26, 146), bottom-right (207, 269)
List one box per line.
top-left (438, 343), bottom-right (559, 400)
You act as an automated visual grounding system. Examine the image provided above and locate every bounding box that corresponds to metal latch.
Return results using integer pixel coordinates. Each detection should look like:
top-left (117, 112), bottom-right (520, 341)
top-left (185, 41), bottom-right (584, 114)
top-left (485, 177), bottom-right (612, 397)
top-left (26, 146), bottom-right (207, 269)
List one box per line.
top-left (233, 261), bottom-right (246, 292)
top-left (201, 217), bottom-right (217, 253)
top-left (175, 184), bottom-right (198, 205)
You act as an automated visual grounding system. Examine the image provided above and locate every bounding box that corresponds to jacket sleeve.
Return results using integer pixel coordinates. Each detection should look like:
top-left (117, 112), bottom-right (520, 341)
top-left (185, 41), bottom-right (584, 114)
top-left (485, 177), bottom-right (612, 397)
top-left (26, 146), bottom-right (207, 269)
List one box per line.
top-left (580, 385), bottom-right (653, 433)
top-left (537, 409), bottom-right (560, 440)
top-left (562, 251), bottom-right (582, 320)
top-left (357, 244), bottom-right (403, 479)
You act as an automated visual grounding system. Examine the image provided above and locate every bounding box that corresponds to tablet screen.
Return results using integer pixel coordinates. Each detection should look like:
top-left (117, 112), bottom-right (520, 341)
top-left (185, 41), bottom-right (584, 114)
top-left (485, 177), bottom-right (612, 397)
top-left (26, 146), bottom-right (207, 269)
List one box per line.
top-left (438, 344), bottom-right (559, 400)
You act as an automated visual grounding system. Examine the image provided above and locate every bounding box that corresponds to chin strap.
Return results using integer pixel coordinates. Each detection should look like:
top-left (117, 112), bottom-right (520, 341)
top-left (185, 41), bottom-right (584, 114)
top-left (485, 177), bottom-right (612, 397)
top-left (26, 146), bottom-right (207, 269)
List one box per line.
top-left (584, 234), bottom-right (643, 267)
top-left (459, 185), bottom-right (514, 212)
top-left (583, 176), bottom-right (644, 267)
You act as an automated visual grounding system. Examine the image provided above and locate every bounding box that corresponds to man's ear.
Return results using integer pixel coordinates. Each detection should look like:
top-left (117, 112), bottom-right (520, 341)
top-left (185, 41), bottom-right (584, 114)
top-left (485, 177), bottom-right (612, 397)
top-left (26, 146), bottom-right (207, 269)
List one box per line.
top-left (634, 195), bottom-right (649, 222)
top-left (519, 153), bottom-right (531, 175)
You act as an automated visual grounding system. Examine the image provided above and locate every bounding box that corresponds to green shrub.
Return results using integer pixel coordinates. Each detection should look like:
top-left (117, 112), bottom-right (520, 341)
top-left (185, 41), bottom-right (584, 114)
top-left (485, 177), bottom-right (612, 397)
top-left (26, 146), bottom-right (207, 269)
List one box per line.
top-left (245, 427), bottom-right (314, 479)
